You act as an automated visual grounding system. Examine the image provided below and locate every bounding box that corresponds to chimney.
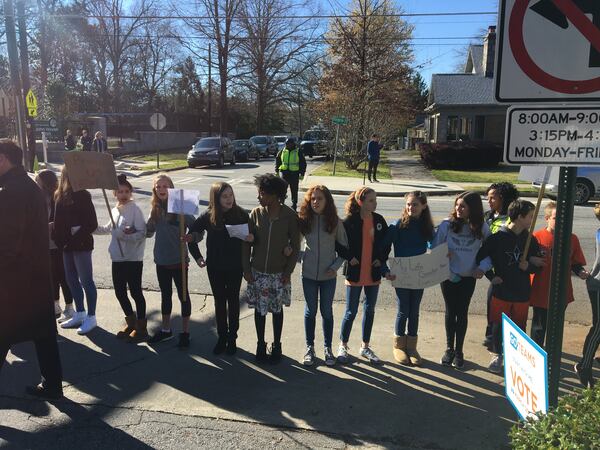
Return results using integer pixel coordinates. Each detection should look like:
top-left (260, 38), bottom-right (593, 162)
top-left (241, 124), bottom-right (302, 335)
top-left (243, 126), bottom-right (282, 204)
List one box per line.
top-left (483, 26), bottom-right (496, 78)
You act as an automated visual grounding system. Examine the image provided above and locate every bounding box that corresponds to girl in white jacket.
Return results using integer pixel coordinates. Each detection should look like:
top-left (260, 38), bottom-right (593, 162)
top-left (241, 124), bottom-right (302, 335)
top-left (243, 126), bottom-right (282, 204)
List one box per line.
top-left (95, 174), bottom-right (148, 341)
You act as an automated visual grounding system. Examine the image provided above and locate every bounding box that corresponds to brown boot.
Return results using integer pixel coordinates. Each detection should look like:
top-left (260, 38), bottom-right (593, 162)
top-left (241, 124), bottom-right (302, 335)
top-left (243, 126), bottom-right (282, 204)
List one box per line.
top-left (128, 319), bottom-right (149, 343)
top-left (116, 315), bottom-right (136, 339)
top-left (393, 335), bottom-right (410, 365)
top-left (406, 335), bottom-right (422, 366)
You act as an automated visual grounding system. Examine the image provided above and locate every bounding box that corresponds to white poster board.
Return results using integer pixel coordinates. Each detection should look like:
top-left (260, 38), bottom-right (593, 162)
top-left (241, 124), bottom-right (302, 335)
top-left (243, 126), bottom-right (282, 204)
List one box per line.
top-left (387, 243), bottom-right (450, 289)
top-left (518, 166), bottom-right (559, 185)
top-left (503, 313), bottom-right (548, 420)
top-left (167, 189), bottom-right (199, 215)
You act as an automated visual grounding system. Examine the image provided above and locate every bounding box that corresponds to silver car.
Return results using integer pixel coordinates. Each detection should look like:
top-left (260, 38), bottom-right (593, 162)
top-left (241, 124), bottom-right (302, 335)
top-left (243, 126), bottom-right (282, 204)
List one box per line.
top-left (533, 167), bottom-right (600, 205)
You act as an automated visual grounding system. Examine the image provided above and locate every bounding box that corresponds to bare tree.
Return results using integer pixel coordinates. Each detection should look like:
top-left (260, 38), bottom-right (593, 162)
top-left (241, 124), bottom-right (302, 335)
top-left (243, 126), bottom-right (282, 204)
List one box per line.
top-left (236, 0), bottom-right (320, 134)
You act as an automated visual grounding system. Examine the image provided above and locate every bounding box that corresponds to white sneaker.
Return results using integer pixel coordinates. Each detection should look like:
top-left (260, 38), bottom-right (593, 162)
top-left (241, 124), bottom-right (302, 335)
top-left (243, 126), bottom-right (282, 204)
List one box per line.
top-left (60, 311), bottom-right (86, 329)
top-left (488, 354), bottom-right (503, 374)
top-left (77, 315), bottom-right (97, 335)
top-left (360, 346), bottom-right (381, 364)
top-left (337, 344), bottom-right (349, 364)
top-left (57, 305), bottom-right (75, 324)
top-left (303, 345), bottom-right (316, 366)
top-left (54, 301), bottom-right (61, 318)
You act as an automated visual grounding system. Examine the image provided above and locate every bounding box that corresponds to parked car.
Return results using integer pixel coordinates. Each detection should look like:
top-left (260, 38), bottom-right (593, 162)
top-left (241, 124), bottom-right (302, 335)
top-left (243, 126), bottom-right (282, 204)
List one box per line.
top-left (249, 135), bottom-right (277, 158)
top-left (233, 139), bottom-right (250, 161)
top-left (187, 136), bottom-right (235, 168)
top-left (300, 128), bottom-right (330, 158)
top-left (533, 167), bottom-right (600, 205)
top-left (274, 135), bottom-right (288, 152)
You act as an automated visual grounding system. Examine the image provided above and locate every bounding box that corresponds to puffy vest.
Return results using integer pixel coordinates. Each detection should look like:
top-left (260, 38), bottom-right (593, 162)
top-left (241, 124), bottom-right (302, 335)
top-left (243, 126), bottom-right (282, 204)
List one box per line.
top-left (279, 148), bottom-right (300, 172)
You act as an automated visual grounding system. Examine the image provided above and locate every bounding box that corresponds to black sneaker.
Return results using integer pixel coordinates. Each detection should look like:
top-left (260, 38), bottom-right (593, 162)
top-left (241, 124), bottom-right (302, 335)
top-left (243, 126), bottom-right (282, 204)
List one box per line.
top-left (26, 384), bottom-right (63, 400)
top-left (256, 341), bottom-right (268, 362)
top-left (452, 352), bottom-right (465, 370)
top-left (574, 363), bottom-right (595, 388)
top-left (226, 339), bottom-right (237, 355)
top-left (148, 330), bottom-right (173, 345)
top-left (213, 337), bottom-right (227, 355)
top-left (270, 342), bottom-right (282, 364)
top-left (177, 332), bottom-right (191, 349)
top-left (441, 348), bottom-right (455, 366)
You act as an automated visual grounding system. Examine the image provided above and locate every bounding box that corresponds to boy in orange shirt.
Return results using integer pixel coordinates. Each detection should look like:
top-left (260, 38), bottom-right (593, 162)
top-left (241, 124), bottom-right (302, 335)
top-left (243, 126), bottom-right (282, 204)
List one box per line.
top-left (529, 202), bottom-right (588, 348)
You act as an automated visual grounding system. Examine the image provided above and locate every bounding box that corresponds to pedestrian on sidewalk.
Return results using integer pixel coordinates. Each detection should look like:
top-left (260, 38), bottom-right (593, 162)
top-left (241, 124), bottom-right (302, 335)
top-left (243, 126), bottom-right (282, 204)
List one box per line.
top-left (145, 174), bottom-right (200, 349)
top-left (382, 191), bottom-right (435, 367)
top-left (367, 134), bottom-right (383, 183)
top-left (187, 182), bottom-right (252, 356)
top-left (64, 129), bottom-right (77, 151)
top-left (337, 187), bottom-right (387, 364)
top-left (432, 192), bottom-right (491, 370)
top-left (242, 174), bottom-right (300, 364)
top-left (53, 165), bottom-right (99, 335)
top-left (0, 140), bottom-right (63, 399)
top-left (80, 129), bottom-right (93, 152)
top-left (94, 175), bottom-right (149, 343)
top-left (35, 169), bottom-right (74, 321)
top-left (575, 204), bottom-right (600, 388)
top-left (92, 131), bottom-right (108, 153)
top-left (476, 199), bottom-right (545, 374)
top-left (529, 201), bottom-right (587, 348)
top-left (276, 137), bottom-right (306, 211)
top-left (297, 184), bottom-right (349, 367)
top-left (483, 182), bottom-right (520, 347)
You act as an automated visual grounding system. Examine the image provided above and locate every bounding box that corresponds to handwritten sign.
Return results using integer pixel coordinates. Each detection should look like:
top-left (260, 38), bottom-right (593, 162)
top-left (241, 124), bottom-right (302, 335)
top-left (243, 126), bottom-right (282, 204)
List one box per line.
top-left (167, 189), bottom-right (199, 216)
top-left (62, 151), bottom-right (118, 192)
top-left (387, 243), bottom-right (450, 289)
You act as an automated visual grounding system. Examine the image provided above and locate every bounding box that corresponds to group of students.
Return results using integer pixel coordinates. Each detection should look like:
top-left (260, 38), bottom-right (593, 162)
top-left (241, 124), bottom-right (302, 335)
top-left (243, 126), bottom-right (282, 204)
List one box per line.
top-left (43, 168), bottom-right (600, 385)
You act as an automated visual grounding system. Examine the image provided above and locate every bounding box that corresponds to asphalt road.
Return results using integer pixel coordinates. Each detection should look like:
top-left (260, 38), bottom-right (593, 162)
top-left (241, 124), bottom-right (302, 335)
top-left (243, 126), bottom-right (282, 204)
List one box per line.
top-left (88, 155), bottom-right (599, 325)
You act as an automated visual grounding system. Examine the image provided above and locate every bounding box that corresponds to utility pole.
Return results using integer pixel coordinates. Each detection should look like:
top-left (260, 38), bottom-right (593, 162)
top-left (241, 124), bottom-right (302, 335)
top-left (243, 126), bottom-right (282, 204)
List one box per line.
top-left (297, 90), bottom-right (303, 138)
top-left (17, 0), bottom-right (36, 171)
top-left (207, 43), bottom-right (212, 136)
top-left (3, 0), bottom-right (27, 165)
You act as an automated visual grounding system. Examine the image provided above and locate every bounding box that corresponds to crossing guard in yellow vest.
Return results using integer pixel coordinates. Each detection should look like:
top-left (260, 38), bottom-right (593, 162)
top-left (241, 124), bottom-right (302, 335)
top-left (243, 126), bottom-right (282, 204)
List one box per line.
top-left (275, 138), bottom-right (306, 211)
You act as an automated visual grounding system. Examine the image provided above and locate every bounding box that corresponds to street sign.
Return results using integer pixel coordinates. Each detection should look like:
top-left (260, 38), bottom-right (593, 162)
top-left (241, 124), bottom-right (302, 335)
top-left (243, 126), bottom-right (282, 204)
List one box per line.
top-left (26, 89), bottom-right (37, 117)
top-left (504, 105), bottom-right (600, 165)
top-left (332, 116), bottom-right (348, 125)
top-left (503, 314), bottom-right (548, 420)
top-left (496, 0), bottom-right (600, 102)
top-left (33, 117), bottom-right (58, 133)
top-left (150, 112), bottom-right (166, 130)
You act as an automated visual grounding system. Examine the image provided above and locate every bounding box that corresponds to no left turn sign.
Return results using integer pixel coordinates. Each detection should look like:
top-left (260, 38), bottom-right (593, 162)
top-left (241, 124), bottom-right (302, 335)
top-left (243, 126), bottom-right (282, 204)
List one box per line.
top-left (496, 0), bottom-right (600, 102)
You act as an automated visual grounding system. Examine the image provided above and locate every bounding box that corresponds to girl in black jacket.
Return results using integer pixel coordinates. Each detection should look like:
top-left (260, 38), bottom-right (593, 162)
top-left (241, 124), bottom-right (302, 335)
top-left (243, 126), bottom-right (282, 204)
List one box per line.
top-left (337, 187), bottom-right (387, 364)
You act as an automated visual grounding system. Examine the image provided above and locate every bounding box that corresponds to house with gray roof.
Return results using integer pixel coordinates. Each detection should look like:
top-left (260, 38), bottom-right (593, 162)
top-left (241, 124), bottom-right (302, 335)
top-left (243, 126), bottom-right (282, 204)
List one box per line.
top-left (425, 26), bottom-right (507, 144)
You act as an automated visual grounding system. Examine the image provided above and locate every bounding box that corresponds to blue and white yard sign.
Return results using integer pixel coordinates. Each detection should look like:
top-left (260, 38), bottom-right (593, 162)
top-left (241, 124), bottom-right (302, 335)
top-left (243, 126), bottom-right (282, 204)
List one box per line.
top-left (502, 313), bottom-right (548, 420)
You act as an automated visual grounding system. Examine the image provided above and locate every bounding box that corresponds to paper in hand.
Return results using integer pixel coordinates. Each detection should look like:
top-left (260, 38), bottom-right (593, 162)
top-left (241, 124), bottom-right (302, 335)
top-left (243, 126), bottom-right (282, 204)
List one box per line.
top-left (225, 223), bottom-right (250, 240)
top-left (167, 189), bottom-right (200, 215)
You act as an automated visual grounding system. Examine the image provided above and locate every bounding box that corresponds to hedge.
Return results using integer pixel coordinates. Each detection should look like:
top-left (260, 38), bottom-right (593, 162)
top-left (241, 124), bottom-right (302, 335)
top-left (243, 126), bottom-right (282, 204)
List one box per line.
top-left (510, 385), bottom-right (600, 449)
top-left (418, 141), bottom-right (503, 170)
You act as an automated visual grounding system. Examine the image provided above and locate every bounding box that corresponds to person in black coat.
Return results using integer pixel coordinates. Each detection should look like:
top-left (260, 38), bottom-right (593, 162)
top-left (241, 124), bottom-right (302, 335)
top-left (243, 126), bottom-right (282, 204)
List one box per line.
top-left (80, 129), bottom-right (93, 151)
top-left (0, 140), bottom-right (63, 399)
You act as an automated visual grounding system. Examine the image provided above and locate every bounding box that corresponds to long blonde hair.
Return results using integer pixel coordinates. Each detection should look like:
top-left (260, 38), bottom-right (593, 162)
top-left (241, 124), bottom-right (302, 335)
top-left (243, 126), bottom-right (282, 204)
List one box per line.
top-left (54, 165), bottom-right (74, 205)
top-left (150, 173), bottom-right (174, 221)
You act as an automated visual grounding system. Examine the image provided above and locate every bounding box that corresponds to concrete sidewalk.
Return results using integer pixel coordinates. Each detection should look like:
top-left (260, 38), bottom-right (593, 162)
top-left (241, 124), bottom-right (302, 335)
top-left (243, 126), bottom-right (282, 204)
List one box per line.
top-left (2, 288), bottom-right (597, 449)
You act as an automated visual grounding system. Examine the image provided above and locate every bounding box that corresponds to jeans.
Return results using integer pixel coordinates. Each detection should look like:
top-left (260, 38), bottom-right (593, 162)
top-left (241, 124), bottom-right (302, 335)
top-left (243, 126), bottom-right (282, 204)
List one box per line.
top-left (367, 159), bottom-right (379, 180)
top-left (156, 265), bottom-right (191, 317)
top-left (207, 267), bottom-right (242, 340)
top-left (63, 250), bottom-right (97, 316)
top-left (395, 288), bottom-right (424, 336)
top-left (340, 285), bottom-right (380, 343)
top-left (302, 277), bottom-right (336, 348)
top-left (440, 277), bottom-right (476, 353)
top-left (112, 261), bottom-right (146, 319)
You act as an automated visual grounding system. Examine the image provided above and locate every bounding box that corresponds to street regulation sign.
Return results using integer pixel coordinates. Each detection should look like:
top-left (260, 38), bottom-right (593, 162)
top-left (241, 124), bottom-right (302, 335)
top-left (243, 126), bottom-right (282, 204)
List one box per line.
top-left (496, 0), bottom-right (600, 102)
top-left (505, 105), bottom-right (600, 165)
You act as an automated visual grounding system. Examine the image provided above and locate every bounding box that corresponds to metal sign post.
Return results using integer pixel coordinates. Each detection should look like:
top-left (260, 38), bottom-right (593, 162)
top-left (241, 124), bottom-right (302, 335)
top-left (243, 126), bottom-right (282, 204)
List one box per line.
top-left (41, 131), bottom-right (48, 164)
top-left (150, 112), bottom-right (166, 169)
top-left (332, 123), bottom-right (340, 175)
top-left (546, 167), bottom-right (577, 408)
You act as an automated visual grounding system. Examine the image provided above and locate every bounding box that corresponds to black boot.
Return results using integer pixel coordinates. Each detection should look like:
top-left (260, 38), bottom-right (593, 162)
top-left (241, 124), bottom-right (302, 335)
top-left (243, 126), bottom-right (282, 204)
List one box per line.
top-left (26, 383), bottom-right (63, 400)
top-left (270, 342), bottom-right (282, 364)
top-left (226, 339), bottom-right (237, 355)
top-left (256, 341), bottom-right (268, 362)
top-left (213, 337), bottom-right (227, 355)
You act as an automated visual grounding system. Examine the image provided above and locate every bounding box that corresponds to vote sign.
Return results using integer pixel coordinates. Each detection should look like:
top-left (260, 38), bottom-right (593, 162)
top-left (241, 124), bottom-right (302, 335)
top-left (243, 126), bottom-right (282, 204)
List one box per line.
top-left (496, 0), bottom-right (600, 102)
top-left (503, 314), bottom-right (548, 420)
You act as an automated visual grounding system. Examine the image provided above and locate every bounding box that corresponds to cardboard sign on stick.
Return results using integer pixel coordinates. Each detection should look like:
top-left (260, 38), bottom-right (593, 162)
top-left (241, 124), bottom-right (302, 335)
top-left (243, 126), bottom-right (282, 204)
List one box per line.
top-left (63, 152), bottom-right (118, 192)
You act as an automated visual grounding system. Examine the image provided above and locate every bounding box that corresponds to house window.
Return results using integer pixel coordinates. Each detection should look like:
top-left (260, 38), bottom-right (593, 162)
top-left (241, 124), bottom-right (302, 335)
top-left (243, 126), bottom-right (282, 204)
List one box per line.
top-left (474, 116), bottom-right (485, 140)
top-left (447, 116), bottom-right (459, 141)
top-left (460, 117), bottom-right (472, 140)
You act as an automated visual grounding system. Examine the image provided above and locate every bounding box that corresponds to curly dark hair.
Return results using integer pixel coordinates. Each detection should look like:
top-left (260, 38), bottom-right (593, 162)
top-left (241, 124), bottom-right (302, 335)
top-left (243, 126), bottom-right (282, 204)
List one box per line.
top-left (254, 173), bottom-right (288, 204)
top-left (485, 182), bottom-right (520, 215)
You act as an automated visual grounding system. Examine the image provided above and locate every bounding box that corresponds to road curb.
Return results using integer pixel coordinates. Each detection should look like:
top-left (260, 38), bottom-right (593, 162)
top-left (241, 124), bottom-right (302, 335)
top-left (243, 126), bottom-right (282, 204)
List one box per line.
top-left (119, 165), bottom-right (189, 178)
top-left (299, 186), bottom-right (464, 197)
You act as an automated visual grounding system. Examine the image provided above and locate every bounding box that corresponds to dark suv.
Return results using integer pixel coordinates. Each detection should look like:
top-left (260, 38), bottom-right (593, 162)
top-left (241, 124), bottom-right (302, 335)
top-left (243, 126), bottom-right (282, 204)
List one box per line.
top-left (187, 137), bottom-right (235, 168)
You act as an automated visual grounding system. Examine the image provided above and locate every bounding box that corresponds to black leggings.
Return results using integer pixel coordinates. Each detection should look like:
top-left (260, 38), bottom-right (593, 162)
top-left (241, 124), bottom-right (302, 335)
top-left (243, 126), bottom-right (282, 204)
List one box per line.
top-left (50, 248), bottom-right (73, 304)
top-left (441, 277), bottom-right (476, 353)
top-left (581, 289), bottom-right (600, 369)
top-left (207, 267), bottom-right (242, 340)
top-left (112, 261), bottom-right (146, 319)
top-left (156, 265), bottom-right (191, 317)
top-left (255, 311), bottom-right (284, 344)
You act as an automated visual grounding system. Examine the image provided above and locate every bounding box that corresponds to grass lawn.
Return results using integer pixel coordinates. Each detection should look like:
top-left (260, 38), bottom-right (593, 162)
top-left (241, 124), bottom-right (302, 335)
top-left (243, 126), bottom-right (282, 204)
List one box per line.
top-left (127, 152), bottom-right (188, 170)
top-left (431, 165), bottom-right (520, 184)
top-left (312, 158), bottom-right (391, 180)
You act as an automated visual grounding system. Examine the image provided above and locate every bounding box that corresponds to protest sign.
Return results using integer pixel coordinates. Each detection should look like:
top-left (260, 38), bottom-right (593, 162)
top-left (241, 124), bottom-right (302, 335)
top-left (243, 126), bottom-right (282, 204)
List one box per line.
top-left (62, 151), bottom-right (118, 192)
top-left (167, 189), bottom-right (200, 215)
top-left (387, 243), bottom-right (450, 289)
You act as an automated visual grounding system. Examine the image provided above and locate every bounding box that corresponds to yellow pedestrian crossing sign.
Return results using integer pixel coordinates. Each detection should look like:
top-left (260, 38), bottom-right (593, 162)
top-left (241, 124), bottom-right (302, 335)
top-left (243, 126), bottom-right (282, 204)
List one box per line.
top-left (26, 89), bottom-right (37, 117)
